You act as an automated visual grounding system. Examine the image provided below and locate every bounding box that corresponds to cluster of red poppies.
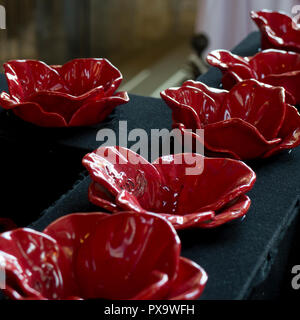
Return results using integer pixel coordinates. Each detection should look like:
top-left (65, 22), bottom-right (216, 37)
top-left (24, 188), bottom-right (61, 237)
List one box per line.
top-left (0, 10), bottom-right (299, 300)
top-left (162, 11), bottom-right (300, 161)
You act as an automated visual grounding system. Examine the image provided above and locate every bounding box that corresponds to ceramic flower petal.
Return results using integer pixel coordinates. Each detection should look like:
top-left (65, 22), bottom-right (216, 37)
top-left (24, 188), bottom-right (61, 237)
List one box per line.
top-left (207, 49), bottom-right (300, 104)
top-left (83, 146), bottom-right (256, 229)
top-left (73, 212), bottom-right (180, 299)
top-left (43, 212), bottom-right (110, 261)
top-left (199, 194), bottom-right (251, 228)
top-left (3, 60), bottom-right (69, 101)
top-left (155, 212), bottom-right (214, 230)
top-left (263, 104), bottom-right (300, 157)
top-left (0, 212), bottom-right (207, 300)
top-left (0, 58), bottom-right (129, 127)
top-left (222, 80), bottom-right (286, 140)
top-left (10, 102), bottom-right (68, 127)
top-left (0, 228), bottom-right (78, 300)
top-left (161, 79), bottom-right (299, 160)
top-left (162, 86), bottom-right (218, 129)
top-left (69, 91), bottom-right (129, 127)
top-left (83, 146), bottom-right (163, 212)
top-left (54, 58), bottom-right (123, 97)
top-left (182, 80), bottom-right (228, 108)
top-left (45, 212), bottom-right (179, 300)
top-left (207, 50), bottom-right (254, 81)
top-left (251, 10), bottom-right (300, 53)
top-left (204, 118), bottom-right (281, 160)
top-left (153, 153), bottom-right (255, 211)
top-left (167, 258), bottom-right (207, 300)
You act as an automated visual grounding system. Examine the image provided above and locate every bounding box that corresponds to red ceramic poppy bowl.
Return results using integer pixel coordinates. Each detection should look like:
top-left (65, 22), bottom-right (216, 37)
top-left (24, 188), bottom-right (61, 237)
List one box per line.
top-left (0, 212), bottom-right (207, 300)
top-left (207, 49), bottom-right (300, 104)
top-left (82, 146), bottom-right (256, 229)
top-left (0, 58), bottom-right (129, 127)
top-left (251, 10), bottom-right (300, 53)
top-left (161, 79), bottom-right (300, 160)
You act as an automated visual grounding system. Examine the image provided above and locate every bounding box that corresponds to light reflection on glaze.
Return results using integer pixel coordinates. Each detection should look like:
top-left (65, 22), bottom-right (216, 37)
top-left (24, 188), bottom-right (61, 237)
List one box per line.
top-left (161, 79), bottom-right (300, 160)
top-left (207, 48), bottom-right (300, 104)
top-left (0, 212), bottom-right (208, 300)
top-left (0, 58), bottom-right (129, 127)
top-left (83, 146), bottom-right (256, 229)
top-left (251, 10), bottom-right (300, 53)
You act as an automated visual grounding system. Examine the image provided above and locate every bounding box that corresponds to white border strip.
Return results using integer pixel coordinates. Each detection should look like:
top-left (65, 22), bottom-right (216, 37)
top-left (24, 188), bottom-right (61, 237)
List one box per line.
top-left (120, 69), bottom-right (151, 92)
top-left (151, 69), bottom-right (187, 98)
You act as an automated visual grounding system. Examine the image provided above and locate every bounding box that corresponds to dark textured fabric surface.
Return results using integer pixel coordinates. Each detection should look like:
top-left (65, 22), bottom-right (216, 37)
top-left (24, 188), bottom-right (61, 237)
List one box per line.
top-left (0, 74), bottom-right (171, 226)
top-left (28, 32), bottom-right (300, 299)
top-left (0, 82), bottom-right (171, 153)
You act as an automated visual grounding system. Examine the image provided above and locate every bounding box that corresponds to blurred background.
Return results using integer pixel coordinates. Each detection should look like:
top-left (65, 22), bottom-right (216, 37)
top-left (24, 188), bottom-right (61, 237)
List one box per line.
top-left (0, 0), bottom-right (298, 97)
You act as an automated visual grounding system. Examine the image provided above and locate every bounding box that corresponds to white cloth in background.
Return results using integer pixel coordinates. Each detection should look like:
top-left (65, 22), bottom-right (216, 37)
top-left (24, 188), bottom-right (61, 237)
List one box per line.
top-left (195, 0), bottom-right (300, 56)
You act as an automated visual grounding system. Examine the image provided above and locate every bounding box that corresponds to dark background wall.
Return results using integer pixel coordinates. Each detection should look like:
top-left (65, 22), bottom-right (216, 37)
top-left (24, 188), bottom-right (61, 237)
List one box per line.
top-left (0, 0), bottom-right (197, 67)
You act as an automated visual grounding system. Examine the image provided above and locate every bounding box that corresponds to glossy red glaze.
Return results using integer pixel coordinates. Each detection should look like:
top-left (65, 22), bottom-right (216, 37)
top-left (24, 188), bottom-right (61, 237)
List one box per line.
top-left (0, 59), bottom-right (129, 127)
top-left (0, 212), bottom-right (207, 300)
top-left (82, 146), bottom-right (256, 229)
top-left (207, 49), bottom-right (300, 104)
top-left (161, 79), bottom-right (300, 160)
top-left (251, 10), bottom-right (300, 53)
